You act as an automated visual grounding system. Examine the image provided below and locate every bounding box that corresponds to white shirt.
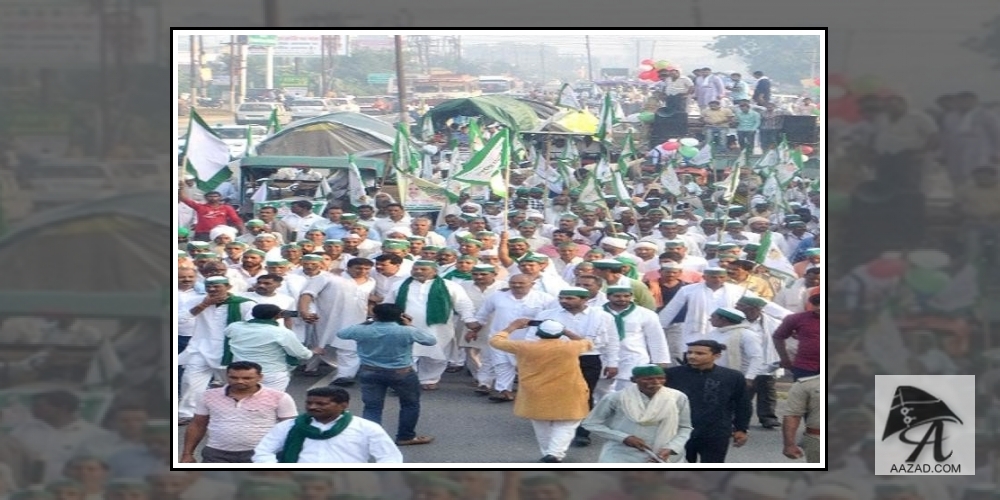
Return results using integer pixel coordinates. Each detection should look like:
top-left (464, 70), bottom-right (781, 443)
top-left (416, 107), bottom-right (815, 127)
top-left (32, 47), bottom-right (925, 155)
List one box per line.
top-left (178, 295), bottom-right (256, 369)
top-left (658, 282), bottom-right (755, 345)
top-left (282, 212), bottom-right (325, 241)
top-left (706, 324), bottom-right (764, 379)
top-left (604, 304), bottom-right (671, 379)
top-left (178, 288), bottom-right (204, 338)
top-left (372, 216), bottom-right (413, 238)
top-left (237, 292), bottom-right (294, 319)
top-left (476, 290), bottom-right (559, 339)
top-left (531, 306), bottom-right (620, 367)
top-left (253, 414), bottom-right (402, 463)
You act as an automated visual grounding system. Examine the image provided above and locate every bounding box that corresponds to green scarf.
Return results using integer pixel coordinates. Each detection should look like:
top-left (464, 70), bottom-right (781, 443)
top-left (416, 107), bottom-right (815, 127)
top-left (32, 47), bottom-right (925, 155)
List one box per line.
top-left (219, 295), bottom-right (254, 365)
top-left (604, 302), bottom-right (637, 340)
top-left (443, 269), bottom-right (473, 281)
top-left (278, 412), bottom-right (353, 463)
top-left (395, 277), bottom-right (453, 325)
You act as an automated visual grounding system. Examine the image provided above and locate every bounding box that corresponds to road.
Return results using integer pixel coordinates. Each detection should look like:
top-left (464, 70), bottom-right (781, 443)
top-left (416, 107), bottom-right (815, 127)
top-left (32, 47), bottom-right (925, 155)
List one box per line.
top-left (181, 367), bottom-right (806, 464)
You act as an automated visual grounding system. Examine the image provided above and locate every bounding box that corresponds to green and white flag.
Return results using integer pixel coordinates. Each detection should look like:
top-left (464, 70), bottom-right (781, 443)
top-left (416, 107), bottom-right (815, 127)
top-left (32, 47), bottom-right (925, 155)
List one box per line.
top-left (489, 172), bottom-right (509, 199)
top-left (421, 115), bottom-right (436, 142)
top-left (346, 155), bottom-right (369, 207)
top-left (577, 170), bottom-right (607, 208)
top-left (612, 158), bottom-right (633, 205)
top-left (621, 130), bottom-right (640, 161)
top-left (755, 230), bottom-right (798, 287)
top-left (556, 83), bottom-right (582, 110)
top-left (688, 143), bottom-right (713, 166)
top-left (468, 117), bottom-right (484, 152)
top-left (184, 109), bottom-right (233, 192)
top-left (595, 156), bottom-right (613, 183)
top-left (714, 154), bottom-right (745, 204)
top-left (244, 125), bottom-right (255, 157)
top-left (452, 128), bottom-right (511, 186)
top-left (267, 108), bottom-right (282, 134)
top-left (392, 122), bottom-right (420, 175)
top-left (659, 158), bottom-right (683, 197)
top-left (596, 92), bottom-right (616, 144)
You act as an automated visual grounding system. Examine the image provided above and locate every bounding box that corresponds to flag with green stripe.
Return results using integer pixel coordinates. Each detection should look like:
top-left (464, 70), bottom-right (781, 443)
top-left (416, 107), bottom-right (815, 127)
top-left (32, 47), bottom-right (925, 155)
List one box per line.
top-left (183, 109), bottom-right (233, 192)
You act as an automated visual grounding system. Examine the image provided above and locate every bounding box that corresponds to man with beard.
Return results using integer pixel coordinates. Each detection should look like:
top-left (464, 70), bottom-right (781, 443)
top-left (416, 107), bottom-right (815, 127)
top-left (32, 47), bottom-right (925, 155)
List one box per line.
top-left (735, 296), bottom-right (792, 429)
top-left (253, 387), bottom-right (402, 463)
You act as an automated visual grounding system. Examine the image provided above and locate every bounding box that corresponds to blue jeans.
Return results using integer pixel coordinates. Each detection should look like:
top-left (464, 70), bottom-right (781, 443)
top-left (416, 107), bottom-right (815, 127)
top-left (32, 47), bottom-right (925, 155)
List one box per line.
top-left (704, 126), bottom-right (727, 148)
top-left (358, 365), bottom-right (422, 441)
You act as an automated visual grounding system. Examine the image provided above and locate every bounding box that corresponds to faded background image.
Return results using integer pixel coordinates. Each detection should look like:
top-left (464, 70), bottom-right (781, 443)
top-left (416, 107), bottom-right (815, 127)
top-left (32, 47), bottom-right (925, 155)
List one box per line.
top-left (0, 0), bottom-right (996, 497)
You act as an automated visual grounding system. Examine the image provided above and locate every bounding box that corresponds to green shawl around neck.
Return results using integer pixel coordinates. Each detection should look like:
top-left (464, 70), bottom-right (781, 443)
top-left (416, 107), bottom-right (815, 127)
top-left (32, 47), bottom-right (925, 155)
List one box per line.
top-left (278, 412), bottom-right (353, 463)
top-left (219, 295), bottom-right (255, 365)
top-left (395, 277), bottom-right (453, 325)
top-left (603, 302), bottom-right (638, 340)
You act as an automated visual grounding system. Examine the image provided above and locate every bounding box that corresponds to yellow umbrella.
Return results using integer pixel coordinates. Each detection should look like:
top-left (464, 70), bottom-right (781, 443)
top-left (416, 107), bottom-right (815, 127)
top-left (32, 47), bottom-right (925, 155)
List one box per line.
top-left (555, 110), bottom-right (599, 134)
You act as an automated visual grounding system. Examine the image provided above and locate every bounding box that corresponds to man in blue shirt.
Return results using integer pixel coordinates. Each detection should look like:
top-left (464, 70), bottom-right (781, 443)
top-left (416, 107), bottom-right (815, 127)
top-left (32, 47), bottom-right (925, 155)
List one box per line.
top-left (734, 101), bottom-right (762, 153)
top-left (337, 303), bottom-right (437, 446)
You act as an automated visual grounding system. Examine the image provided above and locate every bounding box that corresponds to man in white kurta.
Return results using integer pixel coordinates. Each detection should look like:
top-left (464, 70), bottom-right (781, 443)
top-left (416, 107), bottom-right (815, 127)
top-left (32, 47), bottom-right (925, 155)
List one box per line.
top-left (582, 364), bottom-right (692, 463)
top-left (735, 295), bottom-right (793, 428)
top-left (704, 308), bottom-right (765, 382)
top-left (474, 274), bottom-right (558, 398)
top-left (459, 264), bottom-right (507, 389)
top-left (252, 387), bottom-right (402, 463)
top-left (601, 286), bottom-right (671, 394)
top-left (657, 268), bottom-right (757, 347)
top-left (178, 277), bottom-right (255, 421)
top-left (324, 257), bottom-right (378, 386)
top-left (298, 261), bottom-right (361, 375)
top-left (383, 261), bottom-right (478, 387)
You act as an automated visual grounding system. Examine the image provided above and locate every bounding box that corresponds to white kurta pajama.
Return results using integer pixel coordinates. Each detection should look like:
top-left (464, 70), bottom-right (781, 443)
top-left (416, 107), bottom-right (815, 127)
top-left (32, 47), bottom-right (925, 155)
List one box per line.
top-left (384, 278), bottom-right (476, 384)
top-left (657, 283), bottom-right (758, 347)
top-left (299, 273), bottom-right (360, 372)
top-left (253, 414), bottom-right (402, 463)
top-left (326, 277), bottom-right (376, 379)
top-left (603, 305), bottom-right (671, 393)
top-left (459, 280), bottom-right (507, 381)
top-left (177, 296), bottom-right (255, 419)
top-left (475, 290), bottom-right (559, 391)
top-left (582, 386), bottom-right (693, 463)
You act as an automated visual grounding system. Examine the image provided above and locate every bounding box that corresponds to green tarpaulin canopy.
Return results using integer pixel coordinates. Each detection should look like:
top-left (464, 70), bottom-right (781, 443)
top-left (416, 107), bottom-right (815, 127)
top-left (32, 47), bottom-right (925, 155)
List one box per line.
top-left (421, 95), bottom-right (541, 132)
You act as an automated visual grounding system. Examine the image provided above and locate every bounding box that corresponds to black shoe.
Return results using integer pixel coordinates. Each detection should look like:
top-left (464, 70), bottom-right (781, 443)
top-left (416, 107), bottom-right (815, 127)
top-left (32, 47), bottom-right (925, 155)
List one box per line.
top-left (330, 377), bottom-right (356, 387)
top-left (540, 455), bottom-right (562, 463)
top-left (571, 435), bottom-right (591, 447)
top-left (761, 420), bottom-right (781, 429)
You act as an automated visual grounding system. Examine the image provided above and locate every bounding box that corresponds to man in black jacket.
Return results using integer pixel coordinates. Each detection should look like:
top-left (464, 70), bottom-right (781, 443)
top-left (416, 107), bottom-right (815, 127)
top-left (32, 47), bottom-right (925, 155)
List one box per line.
top-left (752, 71), bottom-right (771, 105)
top-left (665, 339), bottom-right (752, 463)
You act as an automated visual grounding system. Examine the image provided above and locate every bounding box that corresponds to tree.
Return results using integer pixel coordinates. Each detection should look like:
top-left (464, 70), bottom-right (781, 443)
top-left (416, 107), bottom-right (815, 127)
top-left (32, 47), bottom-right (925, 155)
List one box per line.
top-left (704, 35), bottom-right (820, 86)
top-left (965, 15), bottom-right (1000, 69)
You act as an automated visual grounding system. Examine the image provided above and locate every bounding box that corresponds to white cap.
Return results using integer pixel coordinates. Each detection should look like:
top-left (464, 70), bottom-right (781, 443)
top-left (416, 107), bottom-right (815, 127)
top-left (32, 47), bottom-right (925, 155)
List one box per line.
top-left (184, 174), bottom-right (196, 180)
top-left (634, 241), bottom-right (658, 250)
top-left (538, 320), bottom-right (565, 335)
top-left (525, 210), bottom-right (544, 219)
top-left (601, 237), bottom-right (628, 249)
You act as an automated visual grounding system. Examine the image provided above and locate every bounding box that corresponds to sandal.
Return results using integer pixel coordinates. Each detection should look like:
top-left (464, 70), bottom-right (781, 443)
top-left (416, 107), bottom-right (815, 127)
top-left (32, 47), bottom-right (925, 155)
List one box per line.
top-left (396, 435), bottom-right (434, 446)
top-left (421, 384), bottom-right (439, 391)
top-left (474, 385), bottom-right (492, 395)
top-left (488, 391), bottom-right (515, 402)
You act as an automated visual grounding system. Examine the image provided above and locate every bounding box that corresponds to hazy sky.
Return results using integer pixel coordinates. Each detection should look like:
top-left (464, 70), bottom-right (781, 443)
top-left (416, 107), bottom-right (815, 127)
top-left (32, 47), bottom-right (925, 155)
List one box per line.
top-left (166, 0), bottom-right (1000, 102)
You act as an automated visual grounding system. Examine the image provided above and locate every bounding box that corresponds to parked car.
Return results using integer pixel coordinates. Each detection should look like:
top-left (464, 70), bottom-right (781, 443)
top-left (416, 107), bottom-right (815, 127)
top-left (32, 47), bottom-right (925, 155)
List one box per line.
top-left (327, 97), bottom-right (360, 113)
top-left (288, 98), bottom-right (333, 121)
top-left (17, 160), bottom-right (119, 208)
top-left (235, 102), bottom-right (287, 125)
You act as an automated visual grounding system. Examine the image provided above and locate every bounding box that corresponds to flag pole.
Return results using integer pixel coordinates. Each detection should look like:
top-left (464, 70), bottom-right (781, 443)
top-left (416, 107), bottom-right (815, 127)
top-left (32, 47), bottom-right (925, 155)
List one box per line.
top-left (503, 129), bottom-right (512, 235)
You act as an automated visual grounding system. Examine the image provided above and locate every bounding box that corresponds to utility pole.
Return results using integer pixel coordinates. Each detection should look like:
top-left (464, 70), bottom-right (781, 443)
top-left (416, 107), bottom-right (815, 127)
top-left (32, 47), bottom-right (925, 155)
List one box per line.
top-left (394, 35), bottom-right (408, 125)
top-left (189, 35), bottom-right (197, 107)
top-left (197, 35), bottom-right (205, 97)
top-left (635, 39), bottom-right (641, 67)
top-left (229, 36), bottom-right (236, 111)
top-left (319, 35), bottom-right (326, 96)
top-left (238, 40), bottom-right (248, 104)
top-left (265, 45), bottom-right (275, 89)
top-left (585, 35), bottom-right (594, 81)
top-left (263, 0), bottom-right (279, 26)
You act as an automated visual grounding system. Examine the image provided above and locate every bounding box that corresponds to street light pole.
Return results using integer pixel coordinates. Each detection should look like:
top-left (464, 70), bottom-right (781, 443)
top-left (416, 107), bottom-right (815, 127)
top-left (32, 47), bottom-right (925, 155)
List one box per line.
top-left (585, 35), bottom-right (594, 81)
top-left (394, 35), bottom-right (408, 126)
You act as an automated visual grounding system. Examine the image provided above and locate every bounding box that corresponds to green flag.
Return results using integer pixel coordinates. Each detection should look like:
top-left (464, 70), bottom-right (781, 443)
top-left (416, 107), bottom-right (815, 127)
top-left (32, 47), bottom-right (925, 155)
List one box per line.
top-left (596, 92), bottom-right (616, 145)
top-left (267, 108), bottom-right (282, 134)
